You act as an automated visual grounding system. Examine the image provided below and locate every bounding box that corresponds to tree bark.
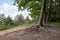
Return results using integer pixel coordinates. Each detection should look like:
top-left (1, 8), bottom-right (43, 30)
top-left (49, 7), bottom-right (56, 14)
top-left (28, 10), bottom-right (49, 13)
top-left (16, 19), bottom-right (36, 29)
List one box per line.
top-left (46, 0), bottom-right (52, 23)
top-left (38, 0), bottom-right (46, 26)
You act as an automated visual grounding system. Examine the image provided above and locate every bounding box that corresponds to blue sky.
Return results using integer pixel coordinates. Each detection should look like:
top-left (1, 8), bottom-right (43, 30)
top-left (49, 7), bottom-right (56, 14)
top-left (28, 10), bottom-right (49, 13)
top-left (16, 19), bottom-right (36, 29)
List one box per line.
top-left (0, 0), bottom-right (32, 20)
top-left (0, 0), bottom-right (13, 5)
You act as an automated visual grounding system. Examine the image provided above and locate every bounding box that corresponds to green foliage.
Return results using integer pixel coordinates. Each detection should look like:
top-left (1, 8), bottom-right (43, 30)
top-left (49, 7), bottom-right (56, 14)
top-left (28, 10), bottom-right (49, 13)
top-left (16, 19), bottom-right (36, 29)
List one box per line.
top-left (14, 0), bottom-right (43, 23)
top-left (0, 14), bottom-right (16, 31)
top-left (51, 22), bottom-right (60, 27)
top-left (0, 25), bottom-right (7, 31)
top-left (0, 13), bottom-right (33, 31)
top-left (49, 0), bottom-right (60, 22)
top-left (15, 14), bottom-right (25, 25)
top-left (4, 16), bottom-right (14, 26)
top-left (14, 0), bottom-right (60, 25)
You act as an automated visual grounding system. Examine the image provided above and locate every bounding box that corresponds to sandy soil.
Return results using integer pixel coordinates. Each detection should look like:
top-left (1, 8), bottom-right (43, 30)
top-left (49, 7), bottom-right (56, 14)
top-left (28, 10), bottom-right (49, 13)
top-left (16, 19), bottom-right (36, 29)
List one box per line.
top-left (0, 25), bottom-right (60, 40)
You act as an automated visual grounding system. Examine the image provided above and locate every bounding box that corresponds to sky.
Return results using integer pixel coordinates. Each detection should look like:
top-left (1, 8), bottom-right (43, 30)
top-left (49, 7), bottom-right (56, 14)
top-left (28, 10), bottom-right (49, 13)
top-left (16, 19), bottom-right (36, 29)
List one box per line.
top-left (0, 0), bottom-right (32, 20)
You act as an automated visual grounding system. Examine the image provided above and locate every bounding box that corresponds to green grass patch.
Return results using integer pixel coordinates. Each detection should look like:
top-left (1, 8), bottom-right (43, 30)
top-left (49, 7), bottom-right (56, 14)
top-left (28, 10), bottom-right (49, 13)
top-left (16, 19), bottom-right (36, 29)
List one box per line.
top-left (51, 22), bottom-right (60, 27)
top-left (0, 25), bottom-right (7, 31)
top-left (0, 25), bottom-right (15, 31)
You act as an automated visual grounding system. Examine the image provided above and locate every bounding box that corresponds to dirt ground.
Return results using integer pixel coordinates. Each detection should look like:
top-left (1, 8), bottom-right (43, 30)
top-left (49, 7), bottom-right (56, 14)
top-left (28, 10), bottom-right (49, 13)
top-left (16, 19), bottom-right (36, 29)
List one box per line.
top-left (0, 25), bottom-right (60, 40)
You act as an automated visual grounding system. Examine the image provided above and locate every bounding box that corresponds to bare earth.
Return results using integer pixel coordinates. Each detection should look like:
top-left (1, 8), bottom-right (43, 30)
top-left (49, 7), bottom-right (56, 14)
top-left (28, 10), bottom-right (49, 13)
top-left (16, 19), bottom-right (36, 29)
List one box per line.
top-left (0, 25), bottom-right (60, 40)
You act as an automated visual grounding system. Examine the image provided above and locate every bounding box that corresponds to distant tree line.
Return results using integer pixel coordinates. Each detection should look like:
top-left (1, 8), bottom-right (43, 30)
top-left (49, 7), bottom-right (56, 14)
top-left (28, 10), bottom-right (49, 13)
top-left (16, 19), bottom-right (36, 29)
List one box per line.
top-left (0, 14), bottom-right (32, 30)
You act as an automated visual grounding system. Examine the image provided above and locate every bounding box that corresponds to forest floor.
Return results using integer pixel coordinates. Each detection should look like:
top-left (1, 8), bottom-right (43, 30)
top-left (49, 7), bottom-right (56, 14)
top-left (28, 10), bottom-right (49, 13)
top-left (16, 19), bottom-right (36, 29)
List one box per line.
top-left (0, 24), bottom-right (60, 40)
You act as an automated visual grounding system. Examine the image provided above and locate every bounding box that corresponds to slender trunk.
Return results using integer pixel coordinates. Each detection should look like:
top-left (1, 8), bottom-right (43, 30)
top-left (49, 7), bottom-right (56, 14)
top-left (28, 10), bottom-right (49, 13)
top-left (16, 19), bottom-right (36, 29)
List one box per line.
top-left (46, 0), bottom-right (52, 23)
top-left (38, 0), bottom-right (46, 26)
top-left (58, 0), bottom-right (60, 15)
top-left (56, 0), bottom-right (60, 22)
top-left (58, 0), bottom-right (60, 22)
top-left (43, 8), bottom-right (46, 24)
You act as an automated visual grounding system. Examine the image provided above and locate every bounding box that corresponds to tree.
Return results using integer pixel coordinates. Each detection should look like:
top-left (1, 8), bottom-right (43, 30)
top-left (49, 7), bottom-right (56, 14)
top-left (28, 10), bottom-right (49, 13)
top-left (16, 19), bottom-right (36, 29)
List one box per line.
top-left (0, 14), bottom-right (5, 20)
top-left (4, 16), bottom-right (13, 26)
top-left (14, 0), bottom-right (42, 22)
top-left (49, 0), bottom-right (60, 22)
top-left (26, 16), bottom-right (30, 21)
top-left (14, 0), bottom-right (60, 27)
top-left (14, 0), bottom-right (44, 26)
top-left (38, 0), bottom-right (46, 26)
top-left (46, 0), bottom-right (52, 23)
top-left (0, 14), bottom-right (5, 25)
top-left (15, 14), bottom-right (24, 25)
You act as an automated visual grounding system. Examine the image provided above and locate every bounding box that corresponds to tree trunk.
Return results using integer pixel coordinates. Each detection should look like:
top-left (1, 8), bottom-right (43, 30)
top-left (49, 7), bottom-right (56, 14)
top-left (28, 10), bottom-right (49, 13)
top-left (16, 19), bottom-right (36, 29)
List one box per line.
top-left (58, 0), bottom-right (60, 22)
top-left (43, 8), bottom-right (46, 24)
top-left (46, 0), bottom-right (52, 23)
top-left (38, 0), bottom-right (46, 26)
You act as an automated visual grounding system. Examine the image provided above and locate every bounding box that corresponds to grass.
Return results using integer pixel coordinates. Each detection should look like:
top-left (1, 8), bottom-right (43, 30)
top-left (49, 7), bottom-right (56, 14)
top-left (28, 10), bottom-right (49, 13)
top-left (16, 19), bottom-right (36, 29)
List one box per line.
top-left (0, 25), bottom-right (16, 31)
top-left (51, 22), bottom-right (60, 27)
top-left (0, 22), bottom-right (60, 31)
top-left (0, 25), bottom-right (7, 31)
top-left (0, 23), bottom-right (34, 31)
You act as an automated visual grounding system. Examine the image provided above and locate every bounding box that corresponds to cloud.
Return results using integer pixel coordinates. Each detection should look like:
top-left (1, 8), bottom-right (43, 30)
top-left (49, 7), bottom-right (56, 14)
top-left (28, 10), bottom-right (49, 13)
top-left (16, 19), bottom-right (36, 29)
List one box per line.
top-left (2, 2), bottom-right (19, 19)
top-left (3, 2), bottom-right (17, 10)
top-left (0, 11), bottom-right (3, 14)
top-left (2, 2), bottom-right (32, 20)
top-left (3, 2), bottom-right (12, 10)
